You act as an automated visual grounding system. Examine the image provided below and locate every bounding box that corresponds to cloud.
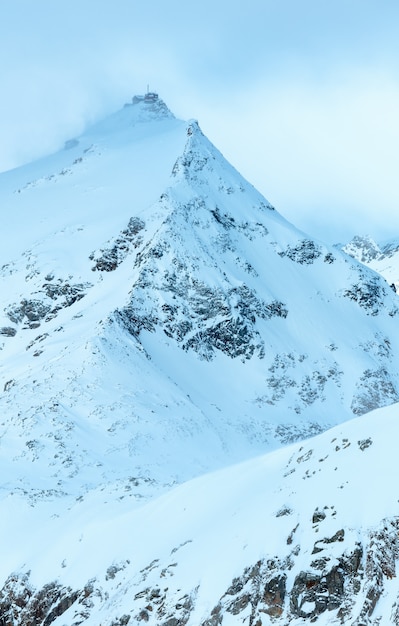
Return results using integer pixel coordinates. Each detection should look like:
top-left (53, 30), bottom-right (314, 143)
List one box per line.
top-left (1, 0), bottom-right (399, 243)
top-left (192, 67), bottom-right (399, 243)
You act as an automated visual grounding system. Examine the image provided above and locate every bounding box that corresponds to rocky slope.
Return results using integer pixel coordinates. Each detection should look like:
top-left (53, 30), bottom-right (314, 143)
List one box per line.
top-left (1, 403), bottom-right (399, 625)
top-left (1, 96), bottom-right (399, 624)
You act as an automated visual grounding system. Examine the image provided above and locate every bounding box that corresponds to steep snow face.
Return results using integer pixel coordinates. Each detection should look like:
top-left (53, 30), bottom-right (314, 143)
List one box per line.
top-left (1, 99), bottom-right (399, 506)
top-left (343, 234), bottom-right (399, 292)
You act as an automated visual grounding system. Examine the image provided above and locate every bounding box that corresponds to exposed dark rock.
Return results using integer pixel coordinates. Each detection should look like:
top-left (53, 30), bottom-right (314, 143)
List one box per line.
top-left (42, 281), bottom-right (89, 305)
top-left (1, 524), bottom-right (398, 625)
top-left (132, 583), bottom-right (194, 626)
top-left (3, 379), bottom-right (15, 392)
top-left (202, 559), bottom-right (289, 624)
top-left (105, 561), bottom-right (129, 581)
top-left (352, 367), bottom-right (399, 415)
top-left (110, 616), bottom-right (131, 626)
top-left (274, 422), bottom-right (325, 444)
top-left (312, 529), bottom-right (345, 554)
top-left (0, 574), bottom-right (81, 626)
top-left (201, 604), bottom-right (223, 626)
top-left (358, 438), bottom-right (373, 451)
top-left (276, 505), bottom-right (292, 518)
top-left (26, 333), bottom-right (49, 352)
top-left (353, 520), bottom-right (399, 623)
top-left (262, 353), bottom-right (343, 411)
top-left (6, 299), bottom-right (51, 325)
top-left (312, 508), bottom-right (327, 523)
top-left (43, 590), bottom-right (80, 625)
top-left (225, 578), bottom-right (244, 596)
top-left (114, 307), bottom-right (158, 338)
top-left (262, 574), bottom-right (286, 617)
top-left (90, 217), bottom-right (145, 272)
top-left (210, 207), bottom-right (235, 229)
top-left (227, 592), bottom-right (251, 615)
top-left (137, 608), bottom-right (150, 621)
top-left (287, 524), bottom-right (299, 545)
top-left (310, 556), bottom-right (331, 570)
top-left (183, 317), bottom-right (263, 361)
top-left (324, 252), bottom-right (335, 263)
top-left (116, 270), bottom-right (286, 360)
top-left (5, 280), bottom-right (92, 329)
top-left (279, 239), bottom-right (323, 264)
top-left (162, 618), bottom-right (186, 626)
top-left (290, 568), bottom-right (345, 618)
top-left (0, 326), bottom-right (16, 337)
top-left (327, 529), bottom-right (345, 543)
top-left (192, 540), bottom-right (368, 624)
top-left (342, 273), bottom-right (388, 316)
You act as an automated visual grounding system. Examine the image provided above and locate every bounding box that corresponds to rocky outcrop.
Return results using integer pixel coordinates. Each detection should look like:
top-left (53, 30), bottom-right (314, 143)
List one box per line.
top-left (5, 298), bottom-right (51, 327)
top-left (343, 235), bottom-right (399, 265)
top-left (90, 216), bottom-right (145, 272)
top-left (0, 326), bottom-right (17, 337)
top-left (278, 239), bottom-right (323, 264)
top-left (4, 517), bottom-right (398, 625)
top-left (198, 519), bottom-right (398, 625)
top-left (351, 366), bottom-right (399, 415)
top-left (343, 274), bottom-right (391, 316)
top-left (5, 279), bottom-right (92, 329)
top-left (0, 574), bottom-right (82, 626)
top-left (116, 272), bottom-right (288, 360)
top-left (343, 235), bottom-right (382, 263)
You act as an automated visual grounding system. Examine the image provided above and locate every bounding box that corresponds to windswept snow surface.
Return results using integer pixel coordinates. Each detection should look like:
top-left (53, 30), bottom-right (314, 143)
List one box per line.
top-left (3, 403), bottom-right (399, 624)
top-left (1, 97), bottom-right (399, 623)
top-left (0, 99), bottom-right (182, 266)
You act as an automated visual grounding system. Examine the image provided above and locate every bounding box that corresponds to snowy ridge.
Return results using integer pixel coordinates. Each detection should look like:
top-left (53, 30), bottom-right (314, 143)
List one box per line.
top-left (1, 98), bottom-right (399, 623)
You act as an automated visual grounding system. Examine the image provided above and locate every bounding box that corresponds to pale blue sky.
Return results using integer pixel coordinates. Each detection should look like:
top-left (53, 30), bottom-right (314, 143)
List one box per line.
top-left (1, 0), bottom-right (399, 243)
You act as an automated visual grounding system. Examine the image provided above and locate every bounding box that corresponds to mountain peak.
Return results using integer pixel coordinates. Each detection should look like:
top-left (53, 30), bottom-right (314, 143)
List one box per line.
top-left (127, 90), bottom-right (175, 120)
top-left (342, 234), bottom-right (381, 263)
top-left (3, 95), bottom-right (399, 624)
top-left (73, 92), bottom-right (175, 143)
top-left (342, 233), bottom-right (399, 292)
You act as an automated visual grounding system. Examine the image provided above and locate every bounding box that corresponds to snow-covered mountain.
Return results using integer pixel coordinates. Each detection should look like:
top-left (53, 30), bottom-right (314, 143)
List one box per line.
top-left (1, 95), bottom-right (399, 624)
top-left (343, 234), bottom-right (399, 292)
